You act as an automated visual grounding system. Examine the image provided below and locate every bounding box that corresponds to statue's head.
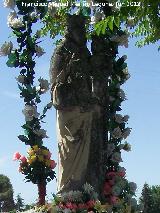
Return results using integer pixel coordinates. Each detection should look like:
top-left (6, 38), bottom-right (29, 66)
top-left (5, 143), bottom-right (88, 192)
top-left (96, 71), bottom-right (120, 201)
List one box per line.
top-left (65, 14), bottom-right (87, 46)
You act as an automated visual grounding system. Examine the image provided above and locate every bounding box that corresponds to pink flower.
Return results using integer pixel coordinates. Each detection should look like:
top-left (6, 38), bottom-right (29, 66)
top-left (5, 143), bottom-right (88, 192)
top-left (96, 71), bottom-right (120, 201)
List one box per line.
top-left (106, 171), bottom-right (116, 178)
top-left (87, 200), bottom-right (95, 209)
top-left (50, 160), bottom-right (57, 169)
top-left (78, 203), bottom-right (87, 209)
top-left (20, 155), bottom-right (27, 163)
top-left (110, 196), bottom-right (119, 205)
top-left (104, 182), bottom-right (112, 195)
top-left (118, 171), bottom-right (126, 177)
top-left (13, 152), bottom-right (21, 160)
top-left (66, 202), bottom-right (77, 210)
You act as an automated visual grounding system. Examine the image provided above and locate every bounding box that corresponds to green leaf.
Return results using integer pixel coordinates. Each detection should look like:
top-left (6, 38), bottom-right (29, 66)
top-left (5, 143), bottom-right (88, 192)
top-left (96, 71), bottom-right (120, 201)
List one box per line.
top-left (13, 30), bottom-right (22, 37)
top-left (102, 19), bottom-right (108, 34)
top-left (18, 135), bottom-right (28, 143)
top-left (6, 53), bottom-right (18, 68)
top-left (107, 16), bottom-right (114, 31)
top-left (18, 84), bottom-right (23, 91)
top-left (114, 16), bottom-right (120, 28)
top-left (24, 129), bottom-right (30, 136)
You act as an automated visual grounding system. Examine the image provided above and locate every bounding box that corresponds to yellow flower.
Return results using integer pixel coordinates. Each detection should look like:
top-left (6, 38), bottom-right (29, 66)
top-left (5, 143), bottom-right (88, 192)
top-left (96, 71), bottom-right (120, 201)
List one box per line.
top-left (28, 149), bottom-right (34, 156)
top-left (38, 155), bottom-right (44, 162)
top-left (32, 145), bottom-right (39, 152)
top-left (27, 155), bottom-right (37, 164)
top-left (42, 149), bottom-right (49, 156)
top-left (45, 160), bottom-right (50, 167)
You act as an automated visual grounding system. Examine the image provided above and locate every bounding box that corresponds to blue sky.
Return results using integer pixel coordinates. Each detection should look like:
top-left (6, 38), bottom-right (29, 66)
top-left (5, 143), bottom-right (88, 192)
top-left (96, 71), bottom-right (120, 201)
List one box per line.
top-left (1, 2), bottom-right (160, 204)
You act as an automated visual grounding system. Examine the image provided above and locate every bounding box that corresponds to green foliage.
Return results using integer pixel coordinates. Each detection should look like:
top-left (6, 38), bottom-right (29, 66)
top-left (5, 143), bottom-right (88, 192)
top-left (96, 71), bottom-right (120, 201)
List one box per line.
top-left (15, 194), bottom-right (25, 211)
top-left (139, 183), bottom-right (160, 213)
top-left (94, 15), bottom-right (120, 36)
top-left (0, 175), bottom-right (15, 212)
top-left (120, 0), bottom-right (160, 47)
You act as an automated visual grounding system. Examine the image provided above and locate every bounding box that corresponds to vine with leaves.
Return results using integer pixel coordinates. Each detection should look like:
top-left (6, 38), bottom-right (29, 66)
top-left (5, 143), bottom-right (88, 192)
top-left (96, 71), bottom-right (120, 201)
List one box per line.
top-left (1, 0), bottom-right (57, 206)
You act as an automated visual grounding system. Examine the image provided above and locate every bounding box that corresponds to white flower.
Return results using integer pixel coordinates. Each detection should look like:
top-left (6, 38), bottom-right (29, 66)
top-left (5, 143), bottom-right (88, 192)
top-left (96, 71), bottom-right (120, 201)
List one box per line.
top-left (112, 127), bottom-right (122, 139)
top-left (110, 152), bottom-right (122, 163)
top-left (115, 114), bottom-right (123, 124)
top-left (3, 0), bottom-right (15, 9)
top-left (7, 11), bottom-right (17, 26)
top-left (122, 127), bottom-right (131, 139)
top-left (7, 11), bottom-right (24, 29)
top-left (123, 115), bottom-right (129, 122)
top-left (0, 41), bottom-right (13, 56)
top-left (125, 73), bottom-right (131, 81)
top-left (30, 11), bottom-right (37, 19)
top-left (127, 17), bottom-right (135, 28)
top-left (48, 3), bottom-right (57, 17)
top-left (123, 142), bottom-right (132, 152)
top-left (129, 182), bottom-right (137, 192)
top-left (83, 183), bottom-right (94, 194)
top-left (9, 17), bottom-right (24, 29)
top-left (123, 67), bottom-right (129, 75)
top-left (118, 89), bottom-right (126, 100)
top-left (22, 105), bottom-right (39, 121)
top-left (16, 75), bottom-right (25, 84)
top-left (35, 45), bottom-right (45, 57)
top-left (110, 33), bottom-right (129, 48)
top-left (38, 78), bottom-right (50, 93)
top-left (123, 68), bottom-right (131, 81)
top-left (34, 129), bottom-right (48, 138)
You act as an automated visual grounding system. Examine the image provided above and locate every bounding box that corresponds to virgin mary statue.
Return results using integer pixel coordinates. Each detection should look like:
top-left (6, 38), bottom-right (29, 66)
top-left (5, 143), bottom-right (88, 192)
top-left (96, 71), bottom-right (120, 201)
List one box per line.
top-left (49, 14), bottom-right (96, 194)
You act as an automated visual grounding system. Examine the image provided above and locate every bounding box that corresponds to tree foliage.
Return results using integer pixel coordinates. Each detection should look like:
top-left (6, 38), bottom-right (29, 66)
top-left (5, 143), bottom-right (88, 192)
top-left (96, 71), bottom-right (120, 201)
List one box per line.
top-left (0, 174), bottom-right (15, 212)
top-left (139, 183), bottom-right (160, 213)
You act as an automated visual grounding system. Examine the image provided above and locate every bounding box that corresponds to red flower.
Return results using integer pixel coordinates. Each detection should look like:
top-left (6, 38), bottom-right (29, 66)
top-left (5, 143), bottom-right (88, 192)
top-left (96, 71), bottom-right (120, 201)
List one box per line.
top-left (118, 171), bottom-right (126, 177)
top-left (66, 202), bottom-right (77, 210)
top-left (20, 155), bottom-right (27, 163)
top-left (13, 152), bottom-right (21, 160)
top-left (50, 160), bottom-right (57, 169)
top-left (78, 203), bottom-right (87, 209)
top-left (106, 171), bottom-right (116, 178)
top-left (103, 182), bottom-right (112, 195)
top-left (87, 200), bottom-right (95, 209)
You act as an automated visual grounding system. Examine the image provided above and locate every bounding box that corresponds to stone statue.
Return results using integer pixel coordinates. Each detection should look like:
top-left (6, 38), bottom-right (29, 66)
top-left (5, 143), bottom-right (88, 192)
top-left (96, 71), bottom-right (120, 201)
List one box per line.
top-left (50, 14), bottom-right (93, 194)
top-left (49, 14), bottom-right (112, 198)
